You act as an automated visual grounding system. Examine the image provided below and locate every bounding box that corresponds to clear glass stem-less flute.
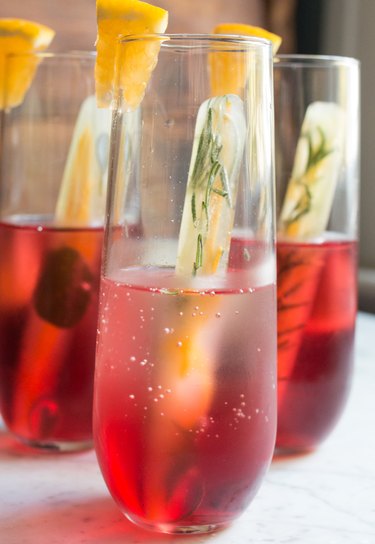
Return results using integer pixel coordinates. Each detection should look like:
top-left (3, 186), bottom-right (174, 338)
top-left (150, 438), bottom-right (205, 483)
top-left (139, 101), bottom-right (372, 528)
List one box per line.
top-left (93, 34), bottom-right (277, 535)
top-left (0, 52), bottom-right (110, 451)
top-left (274, 55), bottom-right (360, 453)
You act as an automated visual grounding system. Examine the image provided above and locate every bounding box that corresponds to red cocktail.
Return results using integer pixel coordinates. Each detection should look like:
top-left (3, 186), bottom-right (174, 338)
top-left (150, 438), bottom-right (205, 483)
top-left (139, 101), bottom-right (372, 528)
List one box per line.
top-left (0, 218), bottom-right (103, 449)
top-left (276, 238), bottom-right (357, 452)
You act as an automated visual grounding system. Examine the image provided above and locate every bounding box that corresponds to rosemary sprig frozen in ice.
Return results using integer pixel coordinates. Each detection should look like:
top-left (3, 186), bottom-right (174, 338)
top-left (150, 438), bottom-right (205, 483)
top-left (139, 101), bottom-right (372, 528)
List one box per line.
top-left (176, 94), bottom-right (246, 276)
top-left (278, 101), bottom-right (345, 239)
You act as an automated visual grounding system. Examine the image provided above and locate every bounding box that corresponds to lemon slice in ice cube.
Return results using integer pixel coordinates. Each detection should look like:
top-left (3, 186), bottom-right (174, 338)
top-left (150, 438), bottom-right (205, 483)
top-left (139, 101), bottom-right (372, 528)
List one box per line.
top-left (210, 23), bottom-right (281, 96)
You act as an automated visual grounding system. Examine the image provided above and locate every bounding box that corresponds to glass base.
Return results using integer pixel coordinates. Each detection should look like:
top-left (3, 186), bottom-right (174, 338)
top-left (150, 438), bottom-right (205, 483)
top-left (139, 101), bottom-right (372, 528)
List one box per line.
top-left (19, 436), bottom-right (93, 453)
top-left (125, 513), bottom-right (226, 535)
top-left (273, 443), bottom-right (315, 458)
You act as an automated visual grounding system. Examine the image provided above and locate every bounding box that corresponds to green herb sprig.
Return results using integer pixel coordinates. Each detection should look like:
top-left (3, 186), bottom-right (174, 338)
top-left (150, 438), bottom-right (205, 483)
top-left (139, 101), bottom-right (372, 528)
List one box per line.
top-left (284, 126), bottom-right (334, 228)
top-left (190, 101), bottom-right (231, 274)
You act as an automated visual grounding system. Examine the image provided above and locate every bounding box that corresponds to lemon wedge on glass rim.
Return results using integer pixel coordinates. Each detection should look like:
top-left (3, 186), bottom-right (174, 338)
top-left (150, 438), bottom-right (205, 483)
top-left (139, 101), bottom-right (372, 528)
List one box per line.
top-left (56, 0), bottom-right (169, 225)
top-left (210, 22), bottom-right (281, 96)
top-left (214, 23), bottom-right (282, 54)
top-left (95, 0), bottom-right (168, 109)
top-left (0, 18), bottom-right (55, 110)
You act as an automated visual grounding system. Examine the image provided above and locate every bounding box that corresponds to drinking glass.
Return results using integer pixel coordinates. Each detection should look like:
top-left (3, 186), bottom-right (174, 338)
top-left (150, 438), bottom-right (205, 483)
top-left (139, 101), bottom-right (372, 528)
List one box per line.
top-left (93, 34), bottom-right (276, 534)
top-left (0, 52), bottom-right (110, 451)
top-left (274, 55), bottom-right (360, 453)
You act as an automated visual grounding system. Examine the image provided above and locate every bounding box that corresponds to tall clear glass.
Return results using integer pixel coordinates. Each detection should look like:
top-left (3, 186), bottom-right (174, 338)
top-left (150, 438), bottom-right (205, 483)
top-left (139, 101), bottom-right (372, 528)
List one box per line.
top-left (93, 34), bottom-right (276, 534)
top-left (274, 55), bottom-right (360, 453)
top-left (0, 52), bottom-right (110, 451)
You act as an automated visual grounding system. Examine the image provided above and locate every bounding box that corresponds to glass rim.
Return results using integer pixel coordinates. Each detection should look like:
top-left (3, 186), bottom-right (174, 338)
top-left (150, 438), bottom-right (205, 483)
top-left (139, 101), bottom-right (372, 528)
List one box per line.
top-left (4, 50), bottom-right (96, 61)
top-left (275, 53), bottom-right (360, 68)
top-left (118, 32), bottom-right (272, 50)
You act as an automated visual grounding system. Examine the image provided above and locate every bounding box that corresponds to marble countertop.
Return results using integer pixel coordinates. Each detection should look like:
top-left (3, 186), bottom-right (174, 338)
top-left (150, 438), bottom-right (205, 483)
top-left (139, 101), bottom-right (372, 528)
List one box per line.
top-left (1, 312), bottom-right (374, 544)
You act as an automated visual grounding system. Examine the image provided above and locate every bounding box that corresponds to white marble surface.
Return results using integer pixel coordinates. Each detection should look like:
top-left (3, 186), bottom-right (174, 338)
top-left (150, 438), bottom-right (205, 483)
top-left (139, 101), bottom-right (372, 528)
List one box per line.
top-left (0, 312), bottom-right (374, 544)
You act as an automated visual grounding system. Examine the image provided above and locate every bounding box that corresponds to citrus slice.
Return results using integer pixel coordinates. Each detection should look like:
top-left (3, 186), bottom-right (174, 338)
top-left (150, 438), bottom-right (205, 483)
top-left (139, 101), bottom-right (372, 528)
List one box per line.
top-left (210, 23), bottom-right (281, 95)
top-left (214, 23), bottom-right (282, 54)
top-left (0, 18), bottom-right (55, 109)
top-left (95, 0), bottom-right (168, 109)
top-left (55, 95), bottom-right (111, 226)
top-left (278, 101), bottom-right (346, 239)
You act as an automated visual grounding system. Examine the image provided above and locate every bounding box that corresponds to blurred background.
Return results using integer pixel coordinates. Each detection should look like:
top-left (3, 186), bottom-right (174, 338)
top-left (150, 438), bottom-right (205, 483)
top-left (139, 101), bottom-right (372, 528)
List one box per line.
top-left (1, 0), bottom-right (374, 312)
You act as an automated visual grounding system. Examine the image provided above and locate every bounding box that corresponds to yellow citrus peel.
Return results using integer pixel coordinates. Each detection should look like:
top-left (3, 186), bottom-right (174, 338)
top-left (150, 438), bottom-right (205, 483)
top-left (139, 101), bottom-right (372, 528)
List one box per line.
top-left (214, 23), bottom-right (282, 54)
top-left (0, 18), bottom-right (55, 109)
top-left (95, 0), bottom-right (168, 109)
top-left (210, 22), bottom-right (281, 95)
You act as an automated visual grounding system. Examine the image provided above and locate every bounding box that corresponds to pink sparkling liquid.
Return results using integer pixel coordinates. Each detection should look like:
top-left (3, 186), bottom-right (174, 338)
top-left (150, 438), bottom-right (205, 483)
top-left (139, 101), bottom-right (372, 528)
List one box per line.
top-left (94, 263), bottom-right (276, 532)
